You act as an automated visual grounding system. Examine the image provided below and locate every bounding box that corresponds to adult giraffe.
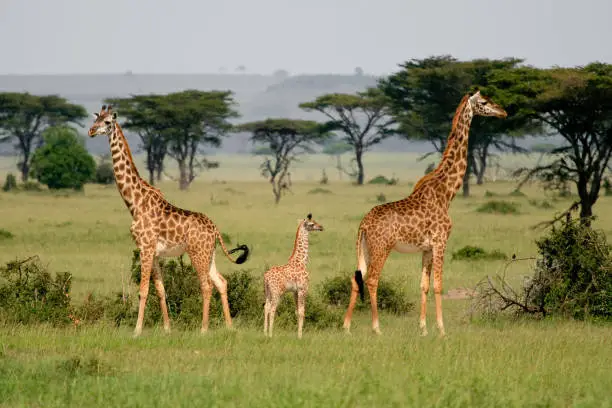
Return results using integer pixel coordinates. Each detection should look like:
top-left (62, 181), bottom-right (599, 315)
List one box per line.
top-left (88, 105), bottom-right (250, 337)
top-left (343, 90), bottom-right (507, 336)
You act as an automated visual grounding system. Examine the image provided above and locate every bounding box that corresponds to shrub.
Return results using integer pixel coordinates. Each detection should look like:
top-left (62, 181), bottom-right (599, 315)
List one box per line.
top-left (604, 178), bottom-right (612, 196)
top-left (476, 200), bottom-right (520, 215)
top-left (129, 249), bottom-right (343, 330)
top-left (0, 256), bottom-right (72, 325)
top-left (319, 169), bottom-right (329, 185)
top-left (528, 199), bottom-right (554, 209)
top-left (308, 187), bottom-right (333, 195)
top-left (376, 193), bottom-right (387, 203)
top-left (471, 214), bottom-right (612, 321)
top-left (508, 189), bottom-right (525, 197)
top-left (94, 160), bottom-right (115, 185)
top-left (318, 273), bottom-right (414, 315)
top-left (484, 190), bottom-right (497, 197)
top-left (0, 229), bottom-right (14, 241)
top-left (368, 175), bottom-right (398, 185)
top-left (21, 181), bottom-right (43, 191)
top-left (30, 126), bottom-right (96, 190)
top-left (2, 173), bottom-right (17, 192)
top-left (452, 245), bottom-right (507, 261)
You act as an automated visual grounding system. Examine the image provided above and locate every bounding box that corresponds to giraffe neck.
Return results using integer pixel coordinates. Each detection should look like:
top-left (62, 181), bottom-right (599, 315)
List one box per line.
top-left (289, 224), bottom-right (309, 265)
top-left (433, 95), bottom-right (474, 200)
top-left (108, 123), bottom-right (146, 216)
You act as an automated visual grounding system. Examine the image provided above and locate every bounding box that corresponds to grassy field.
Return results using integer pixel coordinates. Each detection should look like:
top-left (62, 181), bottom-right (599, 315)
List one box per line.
top-left (0, 153), bottom-right (611, 407)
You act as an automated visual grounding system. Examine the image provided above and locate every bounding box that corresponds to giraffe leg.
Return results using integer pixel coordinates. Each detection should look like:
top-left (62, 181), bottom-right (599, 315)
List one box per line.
top-left (134, 246), bottom-right (154, 337)
top-left (366, 253), bottom-right (388, 335)
top-left (151, 259), bottom-right (171, 333)
top-left (366, 277), bottom-right (381, 335)
top-left (200, 275), bottom-right (213, 333)
top-left (342, 275), bottom-right (360, 333)
top-left (297, 289), bottom-right (306, 339)
top-left (432, 244), bottom-right (446, 337)
top-left (419, 250), bottom-right (433, 336)
top-left (268, 296), bottom-right (279, 338)
top-left (187, 249), bottom-right (214, 333)
top-left (264, 297), bottom-right (270, 336)
top-left (208, 253), bottom-right (233, 329)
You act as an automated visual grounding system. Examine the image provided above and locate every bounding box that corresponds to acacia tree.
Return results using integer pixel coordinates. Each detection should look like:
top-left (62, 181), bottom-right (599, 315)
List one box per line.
top-left (299, 88), bottom-right (395, 185)
top-left (321, 137), bottom-right (353, 180)
top-left (237, 118), bottom-right (327, 203)
top-left (105, 95), bottom-right (169, 185)
top-left (0, 93), bottom-right (87, 181)
top-left (379, 56), bottom-right (539, 196)
top-left (498, 63), bottom-right (612, 224)
top-left (159, 90), bottom-right (238, 190)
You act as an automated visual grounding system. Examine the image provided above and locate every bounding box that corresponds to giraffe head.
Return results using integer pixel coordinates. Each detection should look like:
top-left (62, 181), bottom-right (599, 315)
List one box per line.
top-left (88, 105), bottom-right (118, 137)
top-left (468, 89), bottom-right (507, 119)
top-left (301, 213), bottom-right (324, 232)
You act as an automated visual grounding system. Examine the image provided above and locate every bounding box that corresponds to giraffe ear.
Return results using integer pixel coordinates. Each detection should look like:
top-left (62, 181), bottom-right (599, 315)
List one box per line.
top-left (112, 112), bottom-right (118, 120)
top-left (92, 113), bottom-right (99, 119)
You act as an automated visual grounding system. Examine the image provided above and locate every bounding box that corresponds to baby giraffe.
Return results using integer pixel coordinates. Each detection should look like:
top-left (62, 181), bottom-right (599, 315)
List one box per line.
top-left (263, 214), bottom-right (324, 338)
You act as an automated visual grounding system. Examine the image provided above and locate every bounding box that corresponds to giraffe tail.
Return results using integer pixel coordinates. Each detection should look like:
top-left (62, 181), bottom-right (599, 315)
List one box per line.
top-left (355, 228), bottom-right (366, 302)
top-left (216, 230), bottom-right (250, 264)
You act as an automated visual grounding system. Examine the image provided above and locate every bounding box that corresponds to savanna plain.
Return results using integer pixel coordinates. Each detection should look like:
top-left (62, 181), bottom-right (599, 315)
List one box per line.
top-left (0, 153), bottom-right (611, 408)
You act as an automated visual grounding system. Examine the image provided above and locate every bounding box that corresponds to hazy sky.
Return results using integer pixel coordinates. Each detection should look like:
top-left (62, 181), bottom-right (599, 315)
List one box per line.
top-left (1, 0), bottom-right (611, 76)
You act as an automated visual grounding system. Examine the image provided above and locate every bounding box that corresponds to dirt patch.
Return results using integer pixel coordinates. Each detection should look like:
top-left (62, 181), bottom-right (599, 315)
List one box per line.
top-left (443, 288), bottom-right (476, 300)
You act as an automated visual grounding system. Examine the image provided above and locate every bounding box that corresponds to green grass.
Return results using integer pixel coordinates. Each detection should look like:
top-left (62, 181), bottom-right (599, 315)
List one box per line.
top-left (0, 153), bottom-right (611, 407)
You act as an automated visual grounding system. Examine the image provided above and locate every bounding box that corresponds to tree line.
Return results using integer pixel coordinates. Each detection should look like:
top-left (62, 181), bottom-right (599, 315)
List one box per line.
top-left (1, 55), bottom-right (611, 222)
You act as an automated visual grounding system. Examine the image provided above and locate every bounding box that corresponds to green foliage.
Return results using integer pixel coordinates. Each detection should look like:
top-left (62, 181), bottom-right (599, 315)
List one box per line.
top-left (318, 273), bottom-right (414, 315)
top-left (508, 189), bottom-right (525, 197)
top-left (94, 156), bottom-right (114, 185)
top-left (0, 256), bottom-right (72, 325)
top-left (108, 90), bottom-right (238, 190)
top-left (0, 228), bottom-right (14, 240)
top-left (604, 178), bottom-right (612, 196)
top-left (368, 175), bottom-right (398, 185)
top-left (379, 56), bottom-right (539, 195)
top-left (476, 200), bottom-right (520, 214)
top-left (531, 216), bottom-right (612, 320)
top-left (452, 246), bottom-right (507, 261)
top-left (528, 199), bottom-right (554, 209)
top-left (308, 187), bottom-right (333, 195)
top-left (0, 92), bottom-right (87, 182)
top-left (496, 63), bottom-right (612, 221)
top-left (484, 190), bottom-right (497, 197)
top-left (30, 126), bottom-right (96, 190)
top-left (300, 89), bottom-right (396, 185)
top-left (319, 169), bottom-right (329, 185)
top-left (376, 193), bottom-right (387, 203)
top-left (2, 173), bottom-right (17, 192)
top-left (20, 181), bottom-right (43, 192)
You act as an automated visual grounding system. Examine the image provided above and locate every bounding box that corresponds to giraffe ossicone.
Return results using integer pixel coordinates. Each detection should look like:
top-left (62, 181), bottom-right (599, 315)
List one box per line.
top-left (342, 90), bottom-right (507, 337)
top-left (88, 105), bottom-right (250, 337)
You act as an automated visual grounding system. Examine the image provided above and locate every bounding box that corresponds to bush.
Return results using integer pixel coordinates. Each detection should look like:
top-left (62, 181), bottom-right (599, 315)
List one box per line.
top-left (21, 181), bottom-right (43, 191)
top-left (476, 200), bottom-right (520, 214)
top-left (129, 249), bottom-right (344, 330)
top-left (368, 175), bottom-right (398, 185)
top-left (2, 173), bottom-right (17, 192)
top-left (376, 193), bottom-right (387, 203)
top-left (94, 158), bottom-right (115, 185)
top-left (484, 190), bottom-right (497, 197)
top-left (604, 178), bottom-right (612, 196)
top-left (528, 199), bottom-right (554, 209)
top-left (452, 245), bottom-right (507, 261)
top-left (318, 273), bottom-right (414, 315)
top-left (308, 187), bottom-right (333, 195)
top-left (0, 229), bottom-right (14, 241)
top-left (30, 126), bottom-right (96, 190)
top-left (0, 256), bottom-right (72, 325)
top-left (471, 214), bottom-right (612, 321)
top-left (508, 189), bottom-right (525, 197)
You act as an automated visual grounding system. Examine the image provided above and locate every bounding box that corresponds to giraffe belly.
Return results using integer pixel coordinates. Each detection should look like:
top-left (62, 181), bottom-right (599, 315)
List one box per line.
top-left (393, 242), bottom-right (423, 254)
top-left (155, 241), bottom-right (187, 258)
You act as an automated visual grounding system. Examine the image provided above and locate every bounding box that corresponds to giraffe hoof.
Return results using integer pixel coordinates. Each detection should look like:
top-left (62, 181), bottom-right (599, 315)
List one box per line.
top-left (373, 328), bottom-right (382, 335)
top-left (420, 329), bottom-right (428, 337)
